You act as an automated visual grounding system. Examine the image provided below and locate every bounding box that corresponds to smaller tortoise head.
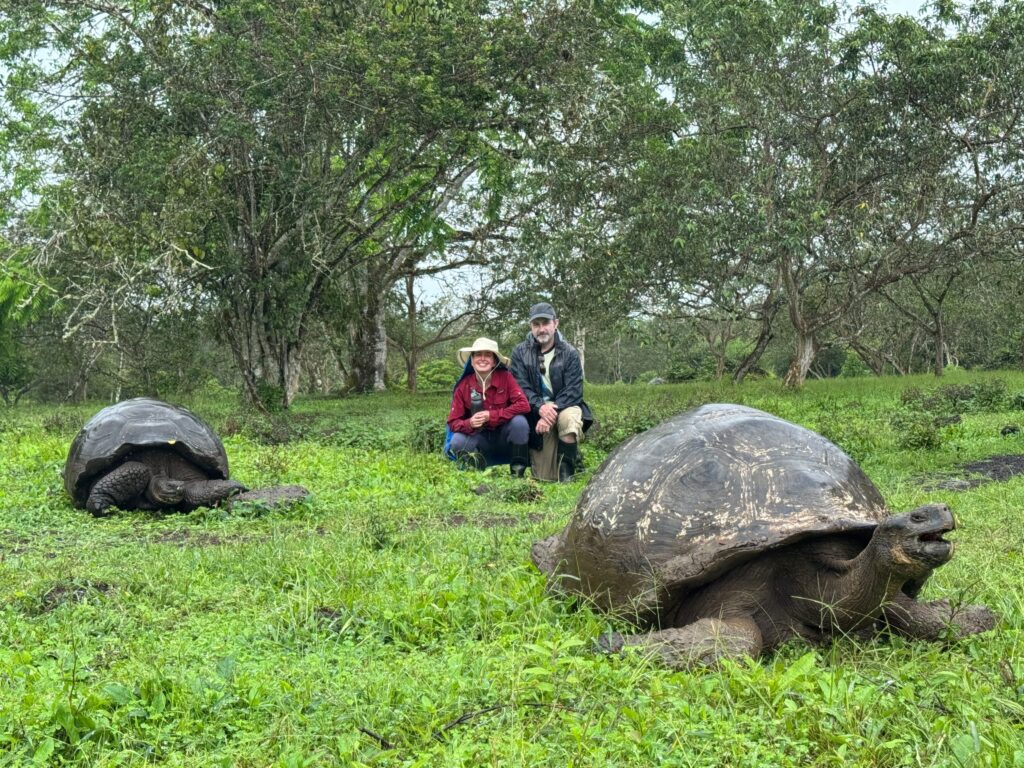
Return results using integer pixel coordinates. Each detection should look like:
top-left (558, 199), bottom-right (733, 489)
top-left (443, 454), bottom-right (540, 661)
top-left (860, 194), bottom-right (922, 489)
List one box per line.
top-left (146, 476), bottom-right (187, 507)
top-left (873, 503), bottom-right (955, 579)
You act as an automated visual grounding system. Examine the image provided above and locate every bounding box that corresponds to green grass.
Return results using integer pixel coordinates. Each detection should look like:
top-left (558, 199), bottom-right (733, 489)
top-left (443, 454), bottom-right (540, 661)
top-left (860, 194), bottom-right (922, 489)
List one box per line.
top-left (2, 372), bottom-right (1023, 766)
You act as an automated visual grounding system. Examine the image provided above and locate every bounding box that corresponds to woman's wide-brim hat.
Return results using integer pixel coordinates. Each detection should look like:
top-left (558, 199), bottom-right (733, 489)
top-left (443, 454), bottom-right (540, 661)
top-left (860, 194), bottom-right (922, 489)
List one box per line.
top-left (457, 337), bottom-right (510, 367)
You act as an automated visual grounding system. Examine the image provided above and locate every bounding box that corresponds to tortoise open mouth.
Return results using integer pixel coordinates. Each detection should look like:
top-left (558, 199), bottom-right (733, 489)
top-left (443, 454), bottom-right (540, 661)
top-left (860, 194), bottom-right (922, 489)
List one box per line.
top-left (918, 528), bottom-right (951, 543)
top-left (915, 525), bottom-right (954, 561)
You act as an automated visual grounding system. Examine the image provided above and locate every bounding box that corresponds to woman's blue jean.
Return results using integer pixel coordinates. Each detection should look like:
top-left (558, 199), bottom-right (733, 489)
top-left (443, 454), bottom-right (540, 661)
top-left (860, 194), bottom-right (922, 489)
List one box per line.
top-left (448, 415), bottom-right (529, 465)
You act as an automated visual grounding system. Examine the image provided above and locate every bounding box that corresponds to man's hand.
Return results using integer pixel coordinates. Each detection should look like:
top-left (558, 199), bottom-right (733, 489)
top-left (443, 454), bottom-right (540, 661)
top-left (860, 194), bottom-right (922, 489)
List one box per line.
top-left (469, 410), bottom-right (490, 429)
top-left (537, 402), bottom-right (558, 434)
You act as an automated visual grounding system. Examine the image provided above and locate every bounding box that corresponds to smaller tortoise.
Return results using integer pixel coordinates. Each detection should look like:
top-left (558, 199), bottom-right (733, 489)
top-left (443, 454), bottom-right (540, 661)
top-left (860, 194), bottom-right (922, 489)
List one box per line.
top-left (532, 404), bottom-right (997, 668)
top-left (64, 398), bottom-right (247, 516)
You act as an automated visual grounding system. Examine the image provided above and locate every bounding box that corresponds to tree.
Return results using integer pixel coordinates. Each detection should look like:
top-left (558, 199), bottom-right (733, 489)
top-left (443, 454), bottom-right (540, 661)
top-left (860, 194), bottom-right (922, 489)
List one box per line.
top-left (386, 274), bottom-right (480, 393)
top-left (859, 1), bottom-right (1024, 375)
top-left (659, 0), bottom-right (959, 388)
top-left (0, 246), bottom-right (47, 404)
top-left (10, 0), bottom-right (604, 407)
top-left (510, 0), bottom-right (1024, 388)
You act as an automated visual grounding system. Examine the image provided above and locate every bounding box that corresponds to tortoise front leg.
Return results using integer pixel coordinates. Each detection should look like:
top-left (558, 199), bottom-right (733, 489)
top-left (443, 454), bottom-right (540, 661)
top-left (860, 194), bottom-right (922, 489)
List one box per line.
top-left (180, 479), bottom-right (247, 511)
top-left (601, 616), bottom-right (764, 669)
top-left (880, 593), bottom-right (998, 641)
top-left (86, 461), bottom-right (151, 516)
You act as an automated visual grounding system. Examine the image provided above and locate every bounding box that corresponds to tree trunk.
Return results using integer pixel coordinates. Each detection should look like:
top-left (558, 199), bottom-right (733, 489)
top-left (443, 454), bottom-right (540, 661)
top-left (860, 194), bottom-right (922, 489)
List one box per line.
top-left (733, 282), bottom-right (782, 385)
top-left (781, 257), bottom-right (818, 389)
top-left (784, 332), bottom-right (818, 388)
top-left (613, 335), bottom-right (622, 383)
top-left (349, 289), bottom-right (389, 393)
top-left (63, 347), bottom-right (101, 404)
top-left (933, 315), bottom-right (945, 377)
top-left (849, 340), bottom-right (905, 376)
top-left (405, 274), bottom-right (418, 393)
top-left (733, 329), bottom-right (772, 384)
top-left (372, 309), bottom-right (387, 391)
top-left (280, 341), bottom-right (302, 406)
top-left (219, 296), bottom-right (298, 414)
top-left (575, 326), bottom-right (586, 378)
top-left (701, 320), bottom-right (734, 381)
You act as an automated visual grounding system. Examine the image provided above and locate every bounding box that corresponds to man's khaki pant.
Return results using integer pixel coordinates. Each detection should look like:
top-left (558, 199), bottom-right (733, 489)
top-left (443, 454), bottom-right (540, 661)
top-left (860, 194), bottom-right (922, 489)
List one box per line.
top-left (530, 406), bottom-right (584, 482)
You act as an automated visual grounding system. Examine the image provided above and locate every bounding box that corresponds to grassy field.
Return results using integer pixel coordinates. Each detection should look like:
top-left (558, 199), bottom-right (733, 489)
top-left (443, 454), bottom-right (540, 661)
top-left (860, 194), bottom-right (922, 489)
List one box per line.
top-left (1, 372), bottom-right (1023, 766)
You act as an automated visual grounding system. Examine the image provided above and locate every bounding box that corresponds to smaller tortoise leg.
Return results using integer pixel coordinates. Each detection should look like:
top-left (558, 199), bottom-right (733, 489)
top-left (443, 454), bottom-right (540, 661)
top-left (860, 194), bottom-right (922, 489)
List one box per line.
top-left (601, 616), bottom-right (764, 669)
top-left (86, 461), bottom-right (151, 516)
top-left (880, 593), bottom-right (998, 641)
top-left (180, 479), bottom-right (247, 511)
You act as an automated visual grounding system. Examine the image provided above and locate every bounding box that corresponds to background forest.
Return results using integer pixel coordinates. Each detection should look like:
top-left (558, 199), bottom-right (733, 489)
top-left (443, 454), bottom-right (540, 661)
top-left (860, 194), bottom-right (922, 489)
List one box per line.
top-left (1, 0), bottom-right (1023, 410)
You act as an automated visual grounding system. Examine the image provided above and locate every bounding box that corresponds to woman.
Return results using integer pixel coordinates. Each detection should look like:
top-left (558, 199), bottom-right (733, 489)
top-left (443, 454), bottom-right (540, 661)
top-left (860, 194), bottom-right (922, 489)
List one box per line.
top-left (446, 337), bottom-right (531, 476)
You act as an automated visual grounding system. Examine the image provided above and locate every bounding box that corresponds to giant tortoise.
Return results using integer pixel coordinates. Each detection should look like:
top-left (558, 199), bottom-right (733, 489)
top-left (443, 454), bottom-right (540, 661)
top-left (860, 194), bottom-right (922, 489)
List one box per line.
top-left (532, 403), bottom-right (997, 668)
top-left (64, 398), bottom-right (248, 516)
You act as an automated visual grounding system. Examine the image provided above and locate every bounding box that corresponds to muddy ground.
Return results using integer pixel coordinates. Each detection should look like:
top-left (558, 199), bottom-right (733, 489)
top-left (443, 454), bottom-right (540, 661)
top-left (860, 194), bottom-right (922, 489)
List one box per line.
top-left (927, 454), bottom-right (1024, 491)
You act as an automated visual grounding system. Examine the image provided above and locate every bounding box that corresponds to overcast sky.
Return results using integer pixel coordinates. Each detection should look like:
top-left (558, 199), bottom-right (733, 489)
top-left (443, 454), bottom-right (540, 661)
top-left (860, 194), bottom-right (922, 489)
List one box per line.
top-left (880, 0), bottom-right (928, 14)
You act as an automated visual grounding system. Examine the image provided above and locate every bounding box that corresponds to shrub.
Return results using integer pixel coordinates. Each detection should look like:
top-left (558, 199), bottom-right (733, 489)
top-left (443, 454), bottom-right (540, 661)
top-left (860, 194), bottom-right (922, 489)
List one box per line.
top-left (936, 384), bottom-right (976, 411)
top-left (254, 383), bottom-right (287, 413)
top-left (320, 420), bottom-right (396, 451)
top-left (900, 386), bottom-right (954, 422)
top-left (408, 416), bottom-right (446, 454)
top-left (409, 358), bottom-right (461, 392)
top-left (899, 379), bottom-right (1008, 419)
top-left (972, 378), bottom-right (1008, 411)
top-left (890, 411), bottom-right (942, 450)
top-left (243, 413), bottom-right (304, 445)
top-left (817, 416), bottom-right (881, 463)
top-left (587, 399), bottom-right (685, 452)
top-left (42, 409), bottom-right (83, 436)
top-left (839, 354), bottom-right (872, 378)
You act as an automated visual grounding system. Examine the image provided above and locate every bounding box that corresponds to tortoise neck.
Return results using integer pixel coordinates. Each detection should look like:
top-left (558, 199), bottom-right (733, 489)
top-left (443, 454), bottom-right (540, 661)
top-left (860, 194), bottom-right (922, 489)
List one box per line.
top-left (790, 534), bottom-right (910, 633)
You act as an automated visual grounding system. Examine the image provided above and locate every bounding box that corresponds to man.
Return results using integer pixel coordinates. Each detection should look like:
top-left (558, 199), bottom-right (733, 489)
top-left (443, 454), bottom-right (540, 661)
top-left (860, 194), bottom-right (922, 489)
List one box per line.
top-left (510, 302), bottom-right (593, 482)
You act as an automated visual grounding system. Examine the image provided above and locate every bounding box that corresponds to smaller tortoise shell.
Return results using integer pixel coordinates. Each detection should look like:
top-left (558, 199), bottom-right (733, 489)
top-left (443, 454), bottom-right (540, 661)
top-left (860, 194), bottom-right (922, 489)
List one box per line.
top-left (63, 398), bottom-right (230, 508)
top-left (532, 403), bottom-right (889, 618)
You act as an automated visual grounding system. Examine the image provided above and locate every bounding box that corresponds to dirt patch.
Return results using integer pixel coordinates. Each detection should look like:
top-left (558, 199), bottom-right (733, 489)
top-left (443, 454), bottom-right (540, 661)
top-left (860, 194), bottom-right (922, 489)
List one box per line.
top-left (0, 530), bottom-right (34, 556)
top-left (37, 580), bottom-right (114, 613)
top-left (470, 483), bottom-right (545, 504)
top-left (314, 606), bottom-right (367, 635)
top-left (133, 522), bottom-right (323, 548)
top-left (228, 484), bottom-right (311, 509)
top-left (149, 529), bottom-right (247, 547)
top-left (961, 454), bottom-right (1024, 482)
top-left (925, 454), bottom-right (1024, 491)
top-left (1, 528), bottom-right (72, 558)
top-left (445, 513), bottom-right (545, 528)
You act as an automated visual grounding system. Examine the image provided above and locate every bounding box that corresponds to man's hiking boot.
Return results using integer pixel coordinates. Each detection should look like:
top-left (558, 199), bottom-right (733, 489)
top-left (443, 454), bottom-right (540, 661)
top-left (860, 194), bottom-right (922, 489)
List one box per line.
top-left (557, 441), bottom-right (579, 483)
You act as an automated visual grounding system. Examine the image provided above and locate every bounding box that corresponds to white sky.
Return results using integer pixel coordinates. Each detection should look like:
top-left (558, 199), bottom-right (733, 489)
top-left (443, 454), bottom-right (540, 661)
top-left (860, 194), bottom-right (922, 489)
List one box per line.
top-left (880, 0), bottom-right (928, 14)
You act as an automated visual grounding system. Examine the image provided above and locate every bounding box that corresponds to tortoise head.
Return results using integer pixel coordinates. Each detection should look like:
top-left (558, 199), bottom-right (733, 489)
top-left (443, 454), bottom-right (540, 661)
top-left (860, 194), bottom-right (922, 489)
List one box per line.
top-left (874, 503), bottom-right (955, 578)
top-left (146, 476), bottom-right (186, 507)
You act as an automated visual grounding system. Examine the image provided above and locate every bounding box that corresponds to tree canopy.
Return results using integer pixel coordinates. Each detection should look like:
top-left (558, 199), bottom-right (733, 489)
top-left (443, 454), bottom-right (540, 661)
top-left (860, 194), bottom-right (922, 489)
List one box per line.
top-left (1, 0), bottom-right (1022, 402)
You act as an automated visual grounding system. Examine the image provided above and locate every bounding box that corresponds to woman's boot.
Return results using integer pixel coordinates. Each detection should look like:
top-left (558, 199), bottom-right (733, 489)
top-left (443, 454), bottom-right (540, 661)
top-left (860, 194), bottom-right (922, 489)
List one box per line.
top-left (510, 443), bottom-right (529, 478)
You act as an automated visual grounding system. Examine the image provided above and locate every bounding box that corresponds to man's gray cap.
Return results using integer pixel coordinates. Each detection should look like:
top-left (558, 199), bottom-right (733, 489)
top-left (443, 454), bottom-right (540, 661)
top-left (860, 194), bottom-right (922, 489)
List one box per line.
top-left (528, 302), bottom-right (557, 321)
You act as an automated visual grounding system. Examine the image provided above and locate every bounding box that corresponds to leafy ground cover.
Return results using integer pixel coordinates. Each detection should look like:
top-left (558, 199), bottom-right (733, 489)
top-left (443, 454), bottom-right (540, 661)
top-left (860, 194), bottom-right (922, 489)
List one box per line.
top-left (1, 372), bottom-right (1023, 766)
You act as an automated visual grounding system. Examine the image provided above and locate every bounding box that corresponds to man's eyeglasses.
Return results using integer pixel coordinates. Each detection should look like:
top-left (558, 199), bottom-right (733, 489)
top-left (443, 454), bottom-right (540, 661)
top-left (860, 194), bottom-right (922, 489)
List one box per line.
top-left (538, 361), bottom-right (546, 375)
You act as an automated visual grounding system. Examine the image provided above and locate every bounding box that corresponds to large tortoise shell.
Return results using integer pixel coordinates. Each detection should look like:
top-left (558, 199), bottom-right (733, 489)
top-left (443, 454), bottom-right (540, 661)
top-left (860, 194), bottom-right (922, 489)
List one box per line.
top-left (63, 398), bottom-right (230, 507)
top-left (532, 403), bottom-right (889, 618)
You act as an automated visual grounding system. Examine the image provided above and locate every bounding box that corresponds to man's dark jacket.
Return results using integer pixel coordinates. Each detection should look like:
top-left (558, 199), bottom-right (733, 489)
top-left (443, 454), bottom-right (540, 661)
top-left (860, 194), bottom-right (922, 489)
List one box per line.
top-left (510, 330), bottom-right (593, 450)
